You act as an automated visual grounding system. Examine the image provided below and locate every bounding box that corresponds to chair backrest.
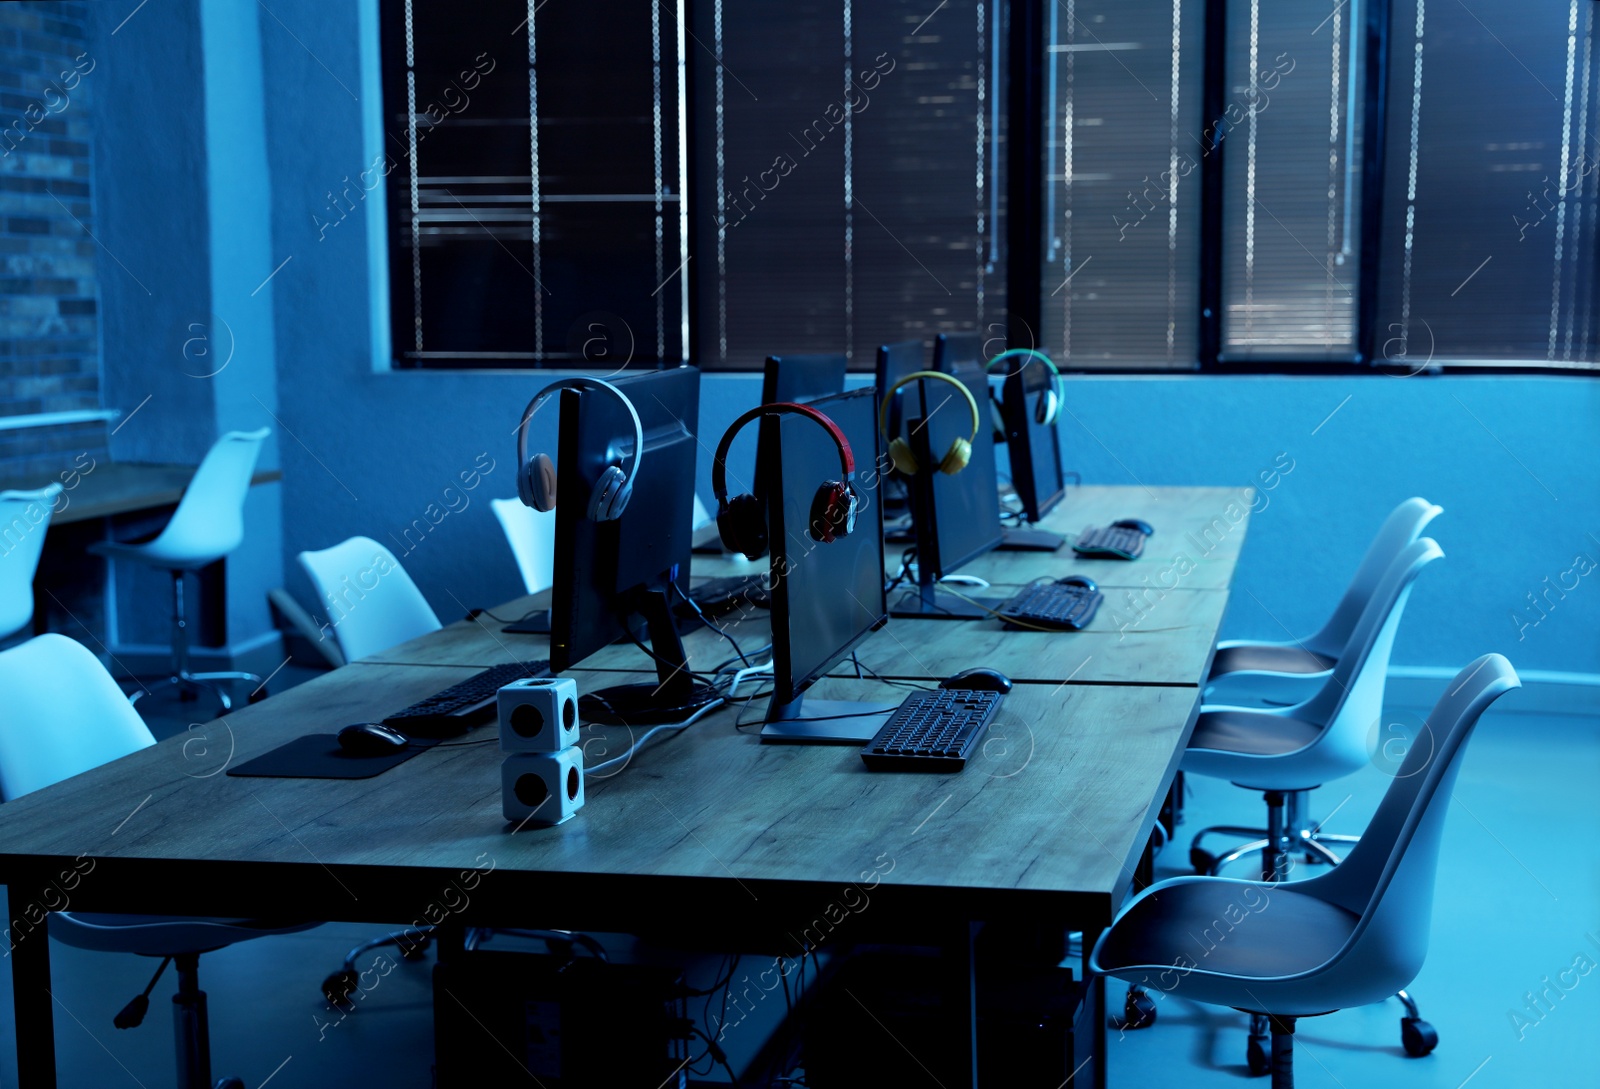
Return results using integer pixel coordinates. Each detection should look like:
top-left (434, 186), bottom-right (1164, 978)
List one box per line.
top-left (1289, 537), bottom-right (1443, 767)
top-left (147, 428), bottom-right (272, 563)
top-left (0, 634), bottom-right (157, 800)
top-left (0, 484), bottom-right (63, 638)
top-left (1303, 497), bottom-right (1442, 656)
top-left (692, 493), bottom-right (714, 530)
top-left (490, 497), bottom-right (556, 596)
top-left (297, 536), bottom-right (441, 662)
top-left (1295, 654), bottom-right (1519, 988)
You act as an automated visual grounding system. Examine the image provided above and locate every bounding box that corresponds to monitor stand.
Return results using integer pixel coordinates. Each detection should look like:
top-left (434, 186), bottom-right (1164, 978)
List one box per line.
top-left (502, 609), bottom-right (551, 634)
top-left (579, 588), bottom-right (720, 726)
top-left (760, 689), bottom-right (899, 744)
top-left (997, 525), bottom-right (1064, 551)
top-left (888, 577), bottom-right (1004, 621)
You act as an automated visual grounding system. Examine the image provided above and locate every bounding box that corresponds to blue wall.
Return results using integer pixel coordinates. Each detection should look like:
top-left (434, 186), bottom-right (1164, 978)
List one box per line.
top-left (99, 0), bottom-right (1598, 678)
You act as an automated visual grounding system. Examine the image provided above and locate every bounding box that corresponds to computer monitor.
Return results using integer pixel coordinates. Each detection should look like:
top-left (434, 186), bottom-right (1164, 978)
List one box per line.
top-left (935, 332), bottom-right (1063, 553)
top-left (1000, 359), bottom-right (1068, 524)
top-left (549, 366), bottom-right (717, 724)
top-left (889, 367), bottom-right (1006, 620)
top-left (875, 340), bottom-right (925, 537)
top-left (759, 387), bottom-right (898, 743)
top-left (761, 353), bottom-right (848, 405)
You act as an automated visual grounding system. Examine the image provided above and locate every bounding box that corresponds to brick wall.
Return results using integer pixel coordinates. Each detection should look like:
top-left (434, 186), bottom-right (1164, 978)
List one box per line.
top-left (0, 1), bottom-right (105, 479)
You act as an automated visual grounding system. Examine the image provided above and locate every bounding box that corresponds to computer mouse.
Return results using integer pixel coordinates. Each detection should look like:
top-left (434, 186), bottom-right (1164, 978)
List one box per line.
top-left (940, 667), bottom-right (1013, 694)
top-left (1058, 574), bottom-right (1098, 592)
top-left (337, 722), bottom-right (410, 756)
top-left (1113, 517), bottom-right (1154, 536)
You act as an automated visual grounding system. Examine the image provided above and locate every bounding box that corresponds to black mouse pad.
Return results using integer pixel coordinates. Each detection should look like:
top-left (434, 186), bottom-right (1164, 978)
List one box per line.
top-left (226, 734), bottom-right (443, 780)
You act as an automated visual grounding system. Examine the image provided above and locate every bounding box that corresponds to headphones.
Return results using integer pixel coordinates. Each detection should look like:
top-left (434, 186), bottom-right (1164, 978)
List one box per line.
top-left (985, 349), bottom-right (1062, 434)
top-left (712, 402), bottom-right (860, 560)
top-left (878, 370), bottom-right (982, 476)
top-left (515, 378), bottom-right (644, 521)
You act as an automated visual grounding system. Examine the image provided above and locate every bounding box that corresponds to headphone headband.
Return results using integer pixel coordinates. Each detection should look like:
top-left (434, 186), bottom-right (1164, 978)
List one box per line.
top-left (516, 376), bottom-right (645, 493)
top-left (712, 401), bottom-right (855, 506)
top-left (985, 348), bottom-right (1060, 379)
top-left (878, 370), bottom-right (982, 444)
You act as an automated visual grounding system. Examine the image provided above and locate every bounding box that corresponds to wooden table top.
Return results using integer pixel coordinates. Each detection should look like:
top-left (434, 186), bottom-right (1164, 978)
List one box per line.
top-left (0, 462), bottom-right (282, 525)
top-left (0, 659), bottom-right (1198, 932)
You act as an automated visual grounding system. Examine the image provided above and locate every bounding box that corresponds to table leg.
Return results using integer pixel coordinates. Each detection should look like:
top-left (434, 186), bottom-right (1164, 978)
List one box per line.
top-left (10, 898), bottom-right (58, 1088)
top-left (941, 920), bottom-right (979, 1089)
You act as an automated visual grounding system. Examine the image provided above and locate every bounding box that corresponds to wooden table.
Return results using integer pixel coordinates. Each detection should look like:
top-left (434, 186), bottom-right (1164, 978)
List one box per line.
top-left (0, 661), bottom-right (1199, 1088)
top-left (0, 462), bottom-right (282, 525)
top-left (0, 483), bottom-right (1243, 1087)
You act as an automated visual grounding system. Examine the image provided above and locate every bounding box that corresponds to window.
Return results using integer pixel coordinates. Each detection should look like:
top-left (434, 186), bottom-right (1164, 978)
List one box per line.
top-left (378, 0), bottom-right (687, 368)
top-left (691, 0), bottom-right (1006, 370)
top-left (1376, 0), bottom-right (1598, 368)
top-left (1041, 0), bottom-right (1204, 370)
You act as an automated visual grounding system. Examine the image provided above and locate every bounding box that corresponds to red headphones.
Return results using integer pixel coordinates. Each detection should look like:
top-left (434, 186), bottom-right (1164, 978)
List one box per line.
top-left (712, 402), bottom-right (859, 560)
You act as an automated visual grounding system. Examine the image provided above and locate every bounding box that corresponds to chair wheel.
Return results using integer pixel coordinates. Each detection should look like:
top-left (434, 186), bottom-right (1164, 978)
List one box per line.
top-left (321, 969), bottom-right (359, 1006)
top-left (248, 686), bottom-right (268, 704)
top-left (1121, 987), bottom-right (1157, 1029)
top-left (1401, 1016), bottom-right (1438, 1056)
top-left (1247, 1033), bottom-right (1271, 1076)
top-left (1190, 846), bottom-right (1217, 874)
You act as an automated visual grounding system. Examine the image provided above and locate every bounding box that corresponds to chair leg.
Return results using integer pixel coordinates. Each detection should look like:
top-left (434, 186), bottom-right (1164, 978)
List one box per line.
top-left (172, 953), bottom-right (213, 1089)
top-left (1263, 791), bottom-right (1289, 882)
top-left (1398, 989), bottom-right (1438, 1056)
top-left (1268, 1015), bottom-right (1297, 1089)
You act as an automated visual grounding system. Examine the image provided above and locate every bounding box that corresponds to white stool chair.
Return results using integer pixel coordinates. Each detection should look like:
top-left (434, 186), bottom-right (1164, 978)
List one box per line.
top-left (490, 496), bottom-right (556, 596)
top-left (0, 633), bottom-right (316, 1089)
top-left (296, 536), bottom-right (441, 662)
top-left (89, 430), bottom-right (271, 713)
top-left (0, 483), bottom-right (64, 638)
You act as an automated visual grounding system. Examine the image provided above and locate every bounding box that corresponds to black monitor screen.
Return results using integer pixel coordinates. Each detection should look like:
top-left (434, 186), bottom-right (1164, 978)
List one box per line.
top-left (550, 367), bottom-right (700, 672)
top-left (766, 387), bottom-right (886, 704)
top-left (932, 331), bottom-right (985, 373)
top-left (914, 366), bottom-right (1003, 577)
top-left (1002, 361), bottom-right (1066, 522)
top-left (875, 340), bottom-right (925, 443)
top-left (762, 354), bottom-right (847, 404)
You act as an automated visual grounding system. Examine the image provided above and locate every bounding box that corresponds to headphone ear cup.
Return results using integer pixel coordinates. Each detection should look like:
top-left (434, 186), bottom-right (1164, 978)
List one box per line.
top-left (939, 438), bottom-right (972, 475)
top-left (717, 494), bottom-right (768, 559)
top-left (889, 437), bottom-right (919, 475)
top-left (587, 464), bottom-right (631, 521)
top-left (1037, 388), bottom-right (1060, 426)
top-left (526, 453), bottom-right (558, 512)
top-left (809, 483), bottom-right (856, 544)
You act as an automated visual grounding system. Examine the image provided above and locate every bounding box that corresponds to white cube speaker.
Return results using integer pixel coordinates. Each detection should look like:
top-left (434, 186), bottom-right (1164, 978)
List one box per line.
top-left (501, 748), bottom-right (585, 825)
top-left (497, 677), bottom-right (580, 753)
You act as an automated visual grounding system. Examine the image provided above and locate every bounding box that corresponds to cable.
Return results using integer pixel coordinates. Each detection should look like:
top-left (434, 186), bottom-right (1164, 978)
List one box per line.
top-left (465, 606), bottom-right (528, 625)
top-left (726, 658), bottom-right (774, 700)
top-left (672, 581), bottom-right (752, 668)
top-left (584, 698), bottom-right (726, 776)
top-left (623, 627), bottom-right (720, 687)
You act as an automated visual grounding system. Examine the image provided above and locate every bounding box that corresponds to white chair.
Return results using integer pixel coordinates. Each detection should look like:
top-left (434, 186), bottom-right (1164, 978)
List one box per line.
top-left (1094, 654), bottom-right (1521, 1088)
top-left (692, 492), bottom-right (714, 530)
top-left (296, 536), bottom-right (441, 662)
top-left (0, 483), bottom-right (63, 638)
top-left (1206, 497), bottom-right (1442, 705)
top-left (490, 497), bottom-right (556, 596)
top-left (0, 633), bottom-right (315, 1089)
top-left (89, 429), bottom-right (272, 713)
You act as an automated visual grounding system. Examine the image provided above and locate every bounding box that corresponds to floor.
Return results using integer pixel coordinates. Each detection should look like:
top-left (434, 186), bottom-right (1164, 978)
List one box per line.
top-left (1, 674), bottom-right (1594, 1087)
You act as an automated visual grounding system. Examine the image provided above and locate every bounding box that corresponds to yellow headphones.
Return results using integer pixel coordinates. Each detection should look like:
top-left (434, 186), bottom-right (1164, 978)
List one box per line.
top-left (879, 370), bottom-right (982, 475)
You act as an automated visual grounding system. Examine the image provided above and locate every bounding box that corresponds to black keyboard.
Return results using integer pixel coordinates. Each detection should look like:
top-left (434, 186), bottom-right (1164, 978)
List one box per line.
top-left (860, 689), bottom-right (1004, 772)
top-left (999, 580), bottom-right (1103, 631)
top-left (1072, 524), bottom-right (1147, 559)
top-left (384, 660), bottom-right (551, 738)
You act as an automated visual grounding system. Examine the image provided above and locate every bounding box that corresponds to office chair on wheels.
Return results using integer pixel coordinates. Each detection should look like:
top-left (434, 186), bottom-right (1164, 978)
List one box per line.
top-left (1205, 497), bottom-right (1442, 707)
top-left (89, 429), bottom-right (273, 714)
top-left (1123, 538), bottom-right (1446, 1065)
top-left (0, 633), bottom-right (316, 1089)
top-left (1093, 653), bottom-right (1519, 1088)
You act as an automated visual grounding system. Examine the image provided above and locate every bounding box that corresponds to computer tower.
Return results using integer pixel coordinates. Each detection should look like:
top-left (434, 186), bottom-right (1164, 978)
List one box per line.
top-left (433, 950), bottom-right (687, 1087)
